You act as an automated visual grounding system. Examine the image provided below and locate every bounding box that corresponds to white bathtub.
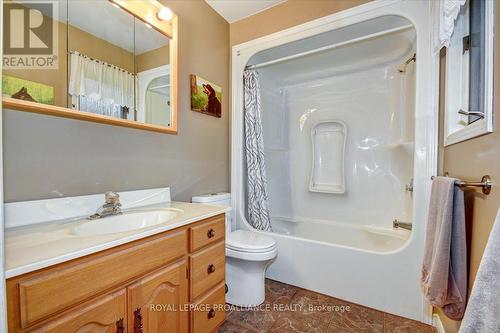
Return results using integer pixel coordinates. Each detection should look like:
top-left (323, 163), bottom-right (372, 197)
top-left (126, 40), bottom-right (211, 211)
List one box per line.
top-left (271, 217), bottom-right (410, 252)
top-left (232, 0), bottom-right (438, 324)
top-left (242, 215), bottom-right (422, 321)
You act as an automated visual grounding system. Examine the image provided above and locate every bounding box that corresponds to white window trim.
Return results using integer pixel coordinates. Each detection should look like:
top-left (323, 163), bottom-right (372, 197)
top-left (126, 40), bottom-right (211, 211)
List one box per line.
top-left (444, 0), bottom-right (494, 146)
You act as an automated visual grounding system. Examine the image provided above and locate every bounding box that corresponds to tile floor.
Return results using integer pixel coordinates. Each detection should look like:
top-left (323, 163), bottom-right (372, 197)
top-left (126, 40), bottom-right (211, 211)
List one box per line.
top-left (218, 279), bottom-right (436, 333)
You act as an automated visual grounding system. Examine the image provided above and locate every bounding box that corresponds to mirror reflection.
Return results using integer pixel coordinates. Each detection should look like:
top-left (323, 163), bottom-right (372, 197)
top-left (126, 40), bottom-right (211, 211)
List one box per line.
top-left (67, 0), bottom-right (135, 120)
top-left (2, 0), bottom-right (68, 107)
top-left (134, 19), bottom-right (171, 126)
top-left (2, 0), bottom-right (173, 129)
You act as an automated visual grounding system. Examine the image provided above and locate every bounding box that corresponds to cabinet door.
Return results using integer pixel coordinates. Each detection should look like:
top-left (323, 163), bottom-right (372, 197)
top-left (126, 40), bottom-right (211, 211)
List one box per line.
top-left (128, 260), bottom-right (188, 333)
top-left (28, 289), bottom-right (127, 333)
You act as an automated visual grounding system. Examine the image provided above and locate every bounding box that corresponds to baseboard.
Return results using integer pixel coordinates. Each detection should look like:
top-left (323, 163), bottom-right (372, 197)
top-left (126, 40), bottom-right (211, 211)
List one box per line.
top-left (433, 314), bottom-right (446, 333)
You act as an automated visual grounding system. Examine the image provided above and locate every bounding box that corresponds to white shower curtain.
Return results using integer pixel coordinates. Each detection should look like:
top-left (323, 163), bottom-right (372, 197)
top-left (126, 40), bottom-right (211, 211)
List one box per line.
top-left (243, 69), bottom-right (272, 232)
top-left (68, 52), bottom-right (134, 117)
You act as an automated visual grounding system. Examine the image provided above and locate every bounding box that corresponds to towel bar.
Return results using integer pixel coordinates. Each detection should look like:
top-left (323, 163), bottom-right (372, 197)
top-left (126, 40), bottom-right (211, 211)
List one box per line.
top-left (430, 175), bottom-right (492, 195)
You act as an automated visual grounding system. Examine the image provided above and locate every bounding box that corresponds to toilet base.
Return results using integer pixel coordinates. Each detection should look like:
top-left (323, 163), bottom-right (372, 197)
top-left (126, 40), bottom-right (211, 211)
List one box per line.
top-left (225, 255), bottom-right (275, 307)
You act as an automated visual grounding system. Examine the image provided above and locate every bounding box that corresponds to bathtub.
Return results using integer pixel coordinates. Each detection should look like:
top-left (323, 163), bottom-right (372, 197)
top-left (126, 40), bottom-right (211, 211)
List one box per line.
top-left (239, 215), bottom-right (422, 321)
top-left (271, 217), bottom-right (410, 252)
top-left (231, 0), bottom-right (438, 324)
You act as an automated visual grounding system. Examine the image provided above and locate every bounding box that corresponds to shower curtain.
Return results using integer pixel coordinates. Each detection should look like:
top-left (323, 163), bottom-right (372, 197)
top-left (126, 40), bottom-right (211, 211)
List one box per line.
top-left (243, 69), bottom-right (272, 232)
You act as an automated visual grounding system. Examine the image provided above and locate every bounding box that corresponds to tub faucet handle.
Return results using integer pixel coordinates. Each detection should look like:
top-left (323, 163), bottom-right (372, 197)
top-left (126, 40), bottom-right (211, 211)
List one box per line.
top-left (405, 178), bottom-right (413, 193)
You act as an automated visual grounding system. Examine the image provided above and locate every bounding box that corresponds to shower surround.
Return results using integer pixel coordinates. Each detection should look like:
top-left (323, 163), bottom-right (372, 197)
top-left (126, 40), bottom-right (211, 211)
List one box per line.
top-left (232, 0), bottom-right (439, 323)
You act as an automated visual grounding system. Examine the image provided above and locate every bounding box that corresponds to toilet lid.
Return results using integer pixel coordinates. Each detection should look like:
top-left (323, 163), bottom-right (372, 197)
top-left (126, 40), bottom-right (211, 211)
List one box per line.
top-left (226, 230), bottom-right (276, 253)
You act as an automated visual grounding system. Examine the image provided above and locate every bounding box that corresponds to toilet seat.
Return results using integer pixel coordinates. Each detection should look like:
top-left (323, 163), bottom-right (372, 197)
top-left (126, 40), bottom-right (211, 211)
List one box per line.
top-left (226, 230), bottom-right (276, 253)
top-left (225, 230), bottom-right (277, 261)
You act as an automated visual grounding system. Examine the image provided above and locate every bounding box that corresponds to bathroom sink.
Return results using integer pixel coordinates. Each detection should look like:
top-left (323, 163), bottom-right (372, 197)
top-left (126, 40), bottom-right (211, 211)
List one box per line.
top-left (71, 208), bottom-right (183, 236)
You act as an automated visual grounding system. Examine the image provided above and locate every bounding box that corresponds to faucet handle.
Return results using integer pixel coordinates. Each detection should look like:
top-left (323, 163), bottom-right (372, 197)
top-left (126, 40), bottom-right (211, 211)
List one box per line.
top-left (105, 191), bottom-right (120, 205)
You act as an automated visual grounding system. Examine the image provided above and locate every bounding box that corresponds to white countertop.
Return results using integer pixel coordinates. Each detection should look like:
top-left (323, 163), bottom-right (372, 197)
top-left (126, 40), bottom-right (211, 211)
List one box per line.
top-left (5, 201), bottom-right (227, 278)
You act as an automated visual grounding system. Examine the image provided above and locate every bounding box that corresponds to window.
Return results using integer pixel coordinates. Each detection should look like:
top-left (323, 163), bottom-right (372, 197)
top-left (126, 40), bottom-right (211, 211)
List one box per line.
top-left (444, 0), bottom-right (494, 146)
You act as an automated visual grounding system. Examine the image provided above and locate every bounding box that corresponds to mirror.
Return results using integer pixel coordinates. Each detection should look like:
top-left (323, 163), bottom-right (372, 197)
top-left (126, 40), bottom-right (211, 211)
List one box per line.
top-left (134, 19), bottom-right (171, 127)
top-left (2, 0), bottom-right (177, 133)
top-left (2, 0), bottom-right (68, 107)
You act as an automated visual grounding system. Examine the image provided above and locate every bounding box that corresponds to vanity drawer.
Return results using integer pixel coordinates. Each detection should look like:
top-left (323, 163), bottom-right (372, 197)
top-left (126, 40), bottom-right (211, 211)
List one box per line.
top-left (26, 289), bottom-right (127, 333)
top-left (14, 229), bottom-right (187, 329)
top-left (189, 214), bottom-right (225, 252)
top-left (190, 241), bottom-right (225, 300)
top-left (191, 282), bottom-right (225, 333)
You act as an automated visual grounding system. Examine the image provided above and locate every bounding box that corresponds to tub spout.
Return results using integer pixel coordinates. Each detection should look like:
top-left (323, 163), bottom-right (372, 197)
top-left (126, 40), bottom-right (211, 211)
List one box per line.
top-left (393, 219), bottom-right (412, 230)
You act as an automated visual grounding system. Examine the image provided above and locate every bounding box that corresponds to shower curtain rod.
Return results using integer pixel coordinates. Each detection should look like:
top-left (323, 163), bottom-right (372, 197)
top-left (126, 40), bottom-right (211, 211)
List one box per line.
top-left (245, 24), bottom-right (414, 70)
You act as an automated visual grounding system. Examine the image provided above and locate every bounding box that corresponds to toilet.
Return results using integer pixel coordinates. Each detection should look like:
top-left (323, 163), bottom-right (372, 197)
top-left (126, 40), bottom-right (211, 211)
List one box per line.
top-left (192, 193), bottom-right (277, 307)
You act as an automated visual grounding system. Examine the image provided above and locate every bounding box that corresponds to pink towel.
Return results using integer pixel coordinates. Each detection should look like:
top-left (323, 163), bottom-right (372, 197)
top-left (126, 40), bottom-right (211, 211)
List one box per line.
top-left (421, 176), bottom-right (467, 320)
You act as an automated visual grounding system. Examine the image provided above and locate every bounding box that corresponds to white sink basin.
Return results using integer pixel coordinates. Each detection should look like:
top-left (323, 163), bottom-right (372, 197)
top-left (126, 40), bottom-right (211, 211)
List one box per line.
top-left (71, 208), bottom-right (183, 236)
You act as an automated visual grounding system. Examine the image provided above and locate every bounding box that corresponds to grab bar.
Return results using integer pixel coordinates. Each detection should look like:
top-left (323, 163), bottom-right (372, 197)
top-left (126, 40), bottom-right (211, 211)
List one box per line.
top-left (430, 175), bottom-right (492, 195)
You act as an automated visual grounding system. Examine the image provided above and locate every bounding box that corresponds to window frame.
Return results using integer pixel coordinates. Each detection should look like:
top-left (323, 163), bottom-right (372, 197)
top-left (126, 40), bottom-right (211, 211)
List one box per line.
top-left (443, 0), bottom-right (494, 146)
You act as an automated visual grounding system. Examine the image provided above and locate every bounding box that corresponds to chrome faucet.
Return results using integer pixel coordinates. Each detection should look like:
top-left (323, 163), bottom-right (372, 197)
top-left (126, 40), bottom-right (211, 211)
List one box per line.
top-left (88, 191), bottom-right (122, 220)
top-left (393, 219), bottom-right (412, 231)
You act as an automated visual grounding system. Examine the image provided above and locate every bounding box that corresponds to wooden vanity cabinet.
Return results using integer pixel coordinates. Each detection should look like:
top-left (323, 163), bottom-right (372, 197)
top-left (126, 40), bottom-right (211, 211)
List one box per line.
top-left (6, 213), bottom-right (226, 333)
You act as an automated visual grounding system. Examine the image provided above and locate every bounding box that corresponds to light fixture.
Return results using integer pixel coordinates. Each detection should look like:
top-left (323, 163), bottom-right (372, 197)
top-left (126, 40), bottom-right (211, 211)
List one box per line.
top-left (157, 6), bottom-right (173, 21)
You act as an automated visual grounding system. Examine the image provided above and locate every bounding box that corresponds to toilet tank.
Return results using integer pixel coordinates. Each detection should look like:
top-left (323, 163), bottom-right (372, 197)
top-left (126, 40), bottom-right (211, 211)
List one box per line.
top-left (192, 192), bottom-right (231, 207)
top-left (192, 192), bottom-right (232, 236)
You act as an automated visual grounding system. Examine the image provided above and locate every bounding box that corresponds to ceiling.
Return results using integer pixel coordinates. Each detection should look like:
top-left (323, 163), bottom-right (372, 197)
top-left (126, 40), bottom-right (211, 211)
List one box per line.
top-left (204, 0), bottom-right (287, 23)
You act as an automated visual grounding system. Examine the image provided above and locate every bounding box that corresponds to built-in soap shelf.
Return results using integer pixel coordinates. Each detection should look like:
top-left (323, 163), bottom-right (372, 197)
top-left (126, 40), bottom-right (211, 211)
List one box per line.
top-left (309, 121), bottom-right (346, 194)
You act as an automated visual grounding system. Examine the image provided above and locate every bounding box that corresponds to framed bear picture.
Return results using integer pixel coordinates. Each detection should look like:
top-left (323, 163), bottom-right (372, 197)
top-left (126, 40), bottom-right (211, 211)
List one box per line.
top-left (190, 75), bottom-right (222, 118)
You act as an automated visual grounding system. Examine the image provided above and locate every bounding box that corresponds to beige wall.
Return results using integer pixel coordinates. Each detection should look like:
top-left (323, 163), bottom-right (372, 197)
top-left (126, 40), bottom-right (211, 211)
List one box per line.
top-left (437, 2), bottom-right (500, 332)
top-left (3, 0), bottom-right (229, 203)
top-left (68, 25), bottom-right (135, 73)
top-left (136, 45), bottom-right (170, 73)
top-left (230, 0), bottom-right (369, 46)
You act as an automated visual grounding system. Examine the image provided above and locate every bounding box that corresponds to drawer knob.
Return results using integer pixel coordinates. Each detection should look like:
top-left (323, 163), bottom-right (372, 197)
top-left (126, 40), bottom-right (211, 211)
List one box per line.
top-left (207, 308), bottom-right (216, 319)
top-left (207, 228), bottom-right (216, 238)
top-left (207, 264), bottom-right (216, 274)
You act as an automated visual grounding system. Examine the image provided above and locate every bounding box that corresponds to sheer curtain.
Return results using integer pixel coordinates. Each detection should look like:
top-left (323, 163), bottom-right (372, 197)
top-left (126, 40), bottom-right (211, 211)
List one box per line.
top-left (243, 69), bottom-right (272, 232)
top-left (68, 52), bottom-right (134, 118)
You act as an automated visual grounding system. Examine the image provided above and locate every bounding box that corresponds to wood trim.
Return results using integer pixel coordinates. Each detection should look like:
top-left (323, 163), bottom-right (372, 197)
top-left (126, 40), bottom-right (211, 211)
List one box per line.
top-left (169, 15), bottom-right (179, 133)
top-left (3, 97), bottom-right (177, 134)
top-left (3, 1), bottom-right (179, 135)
